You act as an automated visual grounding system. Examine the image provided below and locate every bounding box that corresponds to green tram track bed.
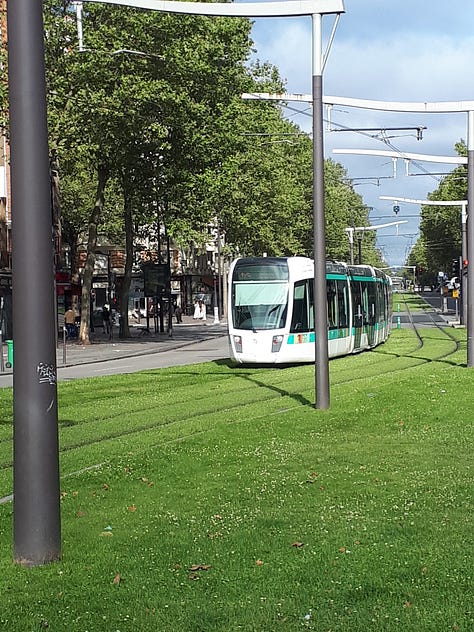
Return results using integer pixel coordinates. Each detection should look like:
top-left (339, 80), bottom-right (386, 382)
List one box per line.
top-left (0, 296), bottom-right (471, 632)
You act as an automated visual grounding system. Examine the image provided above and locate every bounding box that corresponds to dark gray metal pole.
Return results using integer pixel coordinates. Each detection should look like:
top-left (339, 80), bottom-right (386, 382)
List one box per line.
top-left (8, 0), bottom-right (61, 565)
top-left (461, 205), bottom-right (467, 326)
top-left (357, 236), bottom-right (363, 265)
top-left (347, 229), bottom-right (354, 265)
top-left (467, 111), bottom-right (474, 367)
top-left (217, 226), bottom-right (222, 319)
top-left (312, 14), bottom-right (329, 409)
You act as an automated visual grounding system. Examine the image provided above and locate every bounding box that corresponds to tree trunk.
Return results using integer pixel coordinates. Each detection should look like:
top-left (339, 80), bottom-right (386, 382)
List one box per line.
top-left (78, 164), bottom-right (108, 343)
top-left (119, 180), bottom-right (133, 338)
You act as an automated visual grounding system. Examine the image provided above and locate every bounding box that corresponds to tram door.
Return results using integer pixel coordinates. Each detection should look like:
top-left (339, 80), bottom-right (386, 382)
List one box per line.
top-left (367, 281), bottom-right (377, 346)
top-left (351, 280), bottom-right (364, 351)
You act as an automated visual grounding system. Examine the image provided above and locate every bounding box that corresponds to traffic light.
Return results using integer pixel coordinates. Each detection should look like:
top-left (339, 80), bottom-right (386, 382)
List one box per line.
top-left (452, 258), bottom-right (460, 276)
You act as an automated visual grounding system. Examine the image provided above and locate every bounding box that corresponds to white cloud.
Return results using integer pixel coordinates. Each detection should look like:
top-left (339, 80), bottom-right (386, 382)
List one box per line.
top-left (326, 35), bottom-right (474, 102)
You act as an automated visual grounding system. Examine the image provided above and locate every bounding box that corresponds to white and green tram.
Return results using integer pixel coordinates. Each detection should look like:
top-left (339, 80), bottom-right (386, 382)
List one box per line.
top-left (228, 256), bottom-right (392, 364)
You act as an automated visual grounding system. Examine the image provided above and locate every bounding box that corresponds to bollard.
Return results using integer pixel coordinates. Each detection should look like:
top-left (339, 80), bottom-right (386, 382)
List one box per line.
top-left (63, 326), bottom-right (67, 366)
top-left (5, 339), bottom-right (13, 368)
top-left (397, 316), bottom-right (401, 329)
top-left (397, 303), bottom-right (400, 312)
top-left (0, 329), bottom-right (3, 372)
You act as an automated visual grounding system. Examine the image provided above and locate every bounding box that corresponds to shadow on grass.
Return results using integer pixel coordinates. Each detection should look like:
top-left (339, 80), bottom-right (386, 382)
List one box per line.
top-left (141, 359), bottom-right (314, 407)
top-left (239, 373), bottom-right (313, 407)
top-left (372, 347), bottom-right (464, 368)
top-left (214, 359), bottom-right (314, 407)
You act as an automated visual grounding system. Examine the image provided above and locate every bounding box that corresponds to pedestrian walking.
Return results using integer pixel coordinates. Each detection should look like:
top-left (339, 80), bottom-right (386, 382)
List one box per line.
top-left (102, 304), bottom-right (111, 335)
top-left (175, 304), bottom-right (183, 323)
top-left (64, 306), bottom-right (77, 339)
top-left (193, 299), bottom-right (200, 319)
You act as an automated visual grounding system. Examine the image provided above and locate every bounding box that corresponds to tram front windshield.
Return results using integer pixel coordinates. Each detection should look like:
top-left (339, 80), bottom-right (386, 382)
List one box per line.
top-left (232, 281), bottom-right (288, 330)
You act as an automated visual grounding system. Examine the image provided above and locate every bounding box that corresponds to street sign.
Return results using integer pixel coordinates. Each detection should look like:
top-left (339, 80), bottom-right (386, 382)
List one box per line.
top-left (142, 263), bottom-right (170, 297)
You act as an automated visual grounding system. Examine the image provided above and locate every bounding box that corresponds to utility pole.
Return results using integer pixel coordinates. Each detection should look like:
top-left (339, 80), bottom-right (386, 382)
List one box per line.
top-left (8, 0), bottom-right (61, 565)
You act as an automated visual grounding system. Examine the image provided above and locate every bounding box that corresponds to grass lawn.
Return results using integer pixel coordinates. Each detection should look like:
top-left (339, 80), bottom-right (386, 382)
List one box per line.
top-left (0, 325), bottom-right (472, 631)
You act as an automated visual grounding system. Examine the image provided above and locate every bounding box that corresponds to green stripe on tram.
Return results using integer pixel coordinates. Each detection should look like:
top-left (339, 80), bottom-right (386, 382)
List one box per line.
top-left (326, 273), bottom-right (347, 280)
top-left (328, 328), bottom-right (349, 340)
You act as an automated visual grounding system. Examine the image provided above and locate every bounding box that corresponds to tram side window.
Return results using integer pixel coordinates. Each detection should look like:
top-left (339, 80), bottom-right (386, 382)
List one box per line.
top-left (290, 280), bottom-right (313, 333)
top-left (367, 281), bottom-right (377, 325)
top-left (376, 283), bottom-right (385, 323)
top-left (361, 282), bottom-right (370, 325)
top-left (384, 284), bottom-right (390, 321)
top-left (351, 280), bottom-right (363, 327)
top-left (337, 280), bottom-right (349, 329)
top-left (375, 283), bottom-right (381, 323)
top-left (327, 279), bottom-right (349, 330)
top-left (327, 280), bottom-right (337, 330)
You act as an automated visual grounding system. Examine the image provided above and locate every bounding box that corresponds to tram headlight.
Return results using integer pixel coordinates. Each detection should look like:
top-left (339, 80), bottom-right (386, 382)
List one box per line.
top-left (233, 335), bottom-right (243, 353)
top-left (272, 335), bottom-right (283, 353)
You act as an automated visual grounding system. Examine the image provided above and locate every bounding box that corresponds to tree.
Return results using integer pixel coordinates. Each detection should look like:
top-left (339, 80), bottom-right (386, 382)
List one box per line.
top-left (43, 1), bottom-right (255, 340)
top-left (418, 141), bottom-right (467, 274)
top-left (41, 0), bottom-right (384, 348)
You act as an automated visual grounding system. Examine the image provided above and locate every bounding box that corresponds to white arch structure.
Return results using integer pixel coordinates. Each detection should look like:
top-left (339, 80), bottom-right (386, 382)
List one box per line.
top-left (333, 148), bottom-right (467, 165)
top-left (82, 0), bottom-right (344, 16)
top-left (345, 220), bottom-right (407, 265)
top-left (243, 93), bottom-right (474, 364)
top-left (242, 91), bottom-right (474, 114)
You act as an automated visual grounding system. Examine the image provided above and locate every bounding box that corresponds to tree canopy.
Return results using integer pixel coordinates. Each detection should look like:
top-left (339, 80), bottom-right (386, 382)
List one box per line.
top-left (416, 141), bottom-right (467, 278)
top-left (2, 0), bottom-right (384, 339)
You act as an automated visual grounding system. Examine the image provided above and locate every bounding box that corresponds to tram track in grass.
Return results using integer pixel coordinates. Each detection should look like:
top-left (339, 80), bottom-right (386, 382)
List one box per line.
top-left (0, 299), bottom-right (465, 495)
top-left (0, 296), bottom-right (464, 496)
top-left (1, 368), bottom-right (472, 632)
top-left (0, 324), bottom-right (459, 460)
top-left (394, 292), bottom-right (461, 361)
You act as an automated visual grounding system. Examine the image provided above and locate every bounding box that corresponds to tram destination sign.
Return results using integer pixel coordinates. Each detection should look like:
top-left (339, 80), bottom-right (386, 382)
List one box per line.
top-left (235, 259), bottom-right (289, 282)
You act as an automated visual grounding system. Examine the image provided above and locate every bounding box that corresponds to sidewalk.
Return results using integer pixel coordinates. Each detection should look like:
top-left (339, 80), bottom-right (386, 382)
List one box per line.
top-left (2, 315), bottom-right (228, 372)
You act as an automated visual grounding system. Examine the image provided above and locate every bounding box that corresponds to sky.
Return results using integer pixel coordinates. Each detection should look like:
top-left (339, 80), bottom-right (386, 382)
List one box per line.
top-left (238, 0), bottom-right (474, 267)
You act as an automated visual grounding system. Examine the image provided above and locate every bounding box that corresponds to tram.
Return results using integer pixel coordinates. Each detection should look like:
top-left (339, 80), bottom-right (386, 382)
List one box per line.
top-left (227, 256), bottom-right (392, 364)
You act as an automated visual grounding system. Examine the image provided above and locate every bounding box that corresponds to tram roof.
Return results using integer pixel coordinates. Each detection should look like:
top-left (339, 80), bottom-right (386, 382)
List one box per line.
top-left (326, 261), bottom-right (347, 275)
top-left (348, 264), bottom-right (376, 278)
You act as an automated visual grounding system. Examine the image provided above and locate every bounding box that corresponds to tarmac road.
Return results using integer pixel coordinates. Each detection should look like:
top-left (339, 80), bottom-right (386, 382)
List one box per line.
top-left (0, 296), bottom-right (459, 389)
top-left (0, 318), bottom-right (229, 388)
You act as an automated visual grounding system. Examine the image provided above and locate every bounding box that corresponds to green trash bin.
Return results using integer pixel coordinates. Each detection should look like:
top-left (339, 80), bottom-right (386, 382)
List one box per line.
top-left (5, 340), bottom-right (13, 368)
